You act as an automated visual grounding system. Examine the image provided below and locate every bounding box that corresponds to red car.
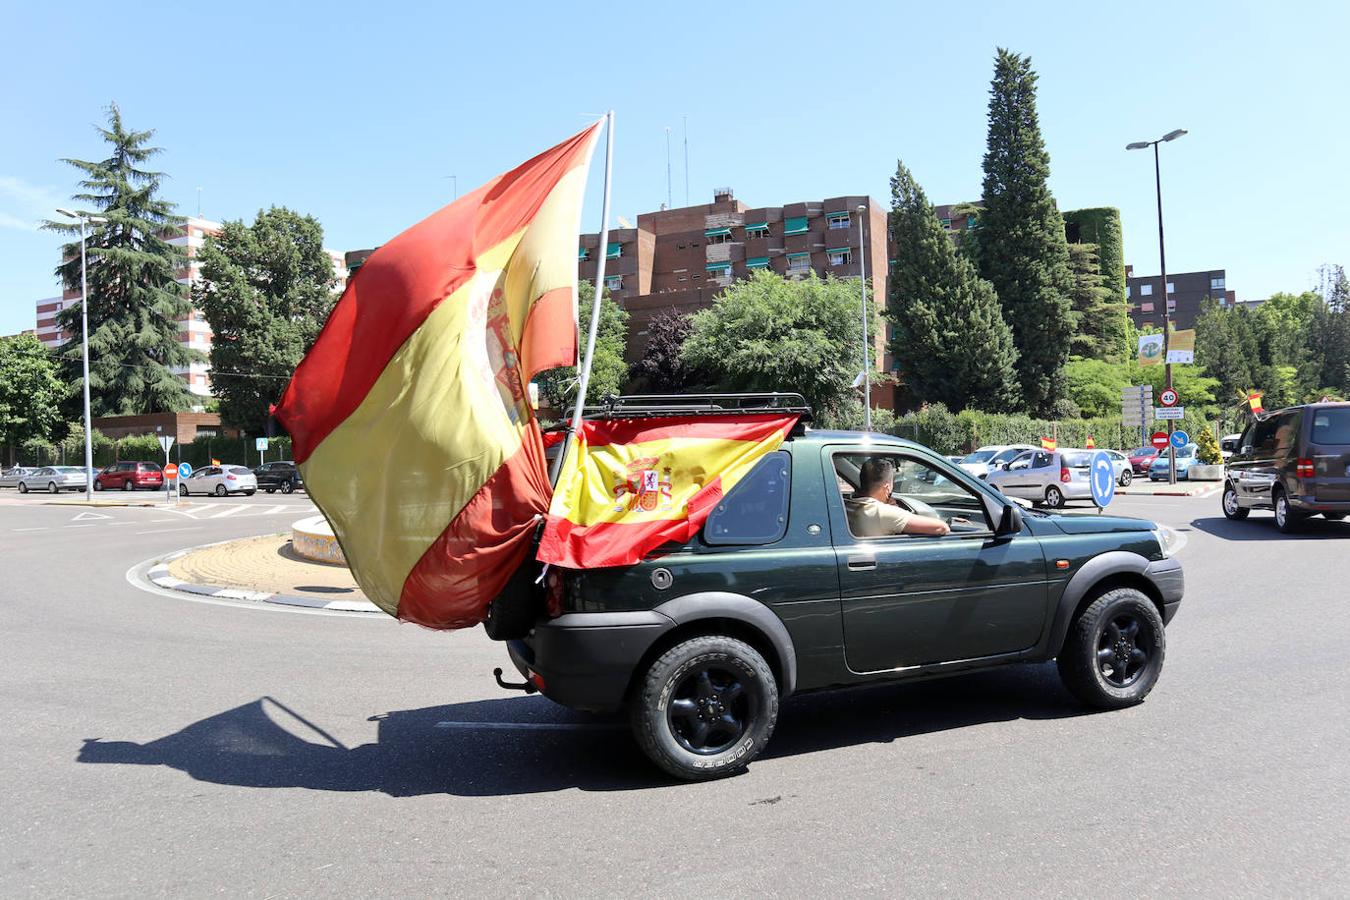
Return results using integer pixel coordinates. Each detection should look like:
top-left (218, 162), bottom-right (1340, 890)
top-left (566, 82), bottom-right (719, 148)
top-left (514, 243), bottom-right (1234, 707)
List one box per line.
top-left (94, 460), bottom-right (165, 492)
top-left (1127, 446), bottom-right (1160, 474)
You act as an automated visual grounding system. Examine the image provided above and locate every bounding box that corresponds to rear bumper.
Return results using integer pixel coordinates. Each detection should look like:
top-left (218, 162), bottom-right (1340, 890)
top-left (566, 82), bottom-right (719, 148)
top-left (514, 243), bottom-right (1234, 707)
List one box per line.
top-left (1288, 495), bottom-right (1350, 514)
top-left (507, 610), bottom-right (675, 712)
top-left (1146, 557), bottom-right (1185, 624)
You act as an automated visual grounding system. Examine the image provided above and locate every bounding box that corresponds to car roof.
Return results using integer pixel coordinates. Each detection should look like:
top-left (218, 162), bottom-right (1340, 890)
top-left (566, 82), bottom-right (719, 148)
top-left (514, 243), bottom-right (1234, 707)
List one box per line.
top-left (795, 429), bottom-right (929, 452)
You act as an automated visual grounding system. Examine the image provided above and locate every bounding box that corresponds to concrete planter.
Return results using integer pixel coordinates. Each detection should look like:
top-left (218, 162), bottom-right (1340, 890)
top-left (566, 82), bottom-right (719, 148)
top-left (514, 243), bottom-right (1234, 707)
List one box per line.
top-left (1189, 464), bottom-right (1224, 481)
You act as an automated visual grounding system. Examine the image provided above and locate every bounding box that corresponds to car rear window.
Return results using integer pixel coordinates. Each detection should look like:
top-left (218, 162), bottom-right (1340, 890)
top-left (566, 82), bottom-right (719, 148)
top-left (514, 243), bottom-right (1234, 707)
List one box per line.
top-left (1062, 451), bottom-right (1093, 467)
top-left (1312, 408), bottom-right (1350, 445)
top-left (227, 466), bottom-right (252, 474)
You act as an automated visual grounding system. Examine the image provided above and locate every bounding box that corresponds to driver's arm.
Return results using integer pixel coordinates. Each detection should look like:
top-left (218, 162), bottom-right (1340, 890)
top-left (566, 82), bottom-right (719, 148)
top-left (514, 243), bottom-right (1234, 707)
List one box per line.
top-left (901, 514), bottom-right (951, 536)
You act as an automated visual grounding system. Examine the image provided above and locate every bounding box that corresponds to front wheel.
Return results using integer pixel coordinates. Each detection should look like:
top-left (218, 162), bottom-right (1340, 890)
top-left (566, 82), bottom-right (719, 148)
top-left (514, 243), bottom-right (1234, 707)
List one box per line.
top-left (94, 480), bottom-right (104, 492)
top-left (281, 481), bottom-right (295, 495)
top-left (1058, 587), bottom-right (1165, 709)
top-left (178, 484), bottom-right (189, 497)
top-left (123, 480), bottom-right (134, 492)
top-left (1222, 484), bottom-right (1249, 520)
top-left (1118, 469), bottom-right (1133, 487)
top-left (18, 482), bottom-right (28, 494)
top-left (630, 635), bottom-right (778, 781)
top-left (47, 482), bottom-right (58, 494)
top-left (1044, 485), bottom-right (1065, 509)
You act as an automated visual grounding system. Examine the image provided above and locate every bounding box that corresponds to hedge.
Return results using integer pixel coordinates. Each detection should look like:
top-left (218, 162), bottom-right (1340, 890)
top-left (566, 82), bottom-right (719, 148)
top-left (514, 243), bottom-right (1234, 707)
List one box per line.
top-left (16, 431), bottom-right (292, 470)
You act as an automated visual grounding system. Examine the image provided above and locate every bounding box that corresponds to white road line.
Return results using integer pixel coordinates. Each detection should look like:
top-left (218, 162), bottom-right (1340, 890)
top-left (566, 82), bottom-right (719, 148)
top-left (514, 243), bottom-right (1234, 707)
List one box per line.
top-left (66, 524), bottom-right (98, 528)
top-left (12, 527), bottom-right (48, 532)
top-left (433, 721), bottom-right (626, 732)
top-left (208, 505), bottom-right (248, 519)
top-left (135, 527), bottom-right (204, 535)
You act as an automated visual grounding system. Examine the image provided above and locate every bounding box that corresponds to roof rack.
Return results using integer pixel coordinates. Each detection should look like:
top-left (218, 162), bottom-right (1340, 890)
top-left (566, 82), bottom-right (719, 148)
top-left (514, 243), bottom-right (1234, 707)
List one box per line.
top-left (579, 392), bottom-right (813, 421)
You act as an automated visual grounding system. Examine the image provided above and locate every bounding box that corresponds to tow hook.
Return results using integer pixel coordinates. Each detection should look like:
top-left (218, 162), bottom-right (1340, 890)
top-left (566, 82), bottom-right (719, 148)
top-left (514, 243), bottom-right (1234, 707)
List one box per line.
top-left (493, 667), bottom-right (538, 694)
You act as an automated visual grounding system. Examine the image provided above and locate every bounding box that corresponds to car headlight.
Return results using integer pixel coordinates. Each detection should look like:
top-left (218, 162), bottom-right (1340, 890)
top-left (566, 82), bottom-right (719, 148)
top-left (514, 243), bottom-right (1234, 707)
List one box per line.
top-left (1151, 525), bottom-right (1173, 559)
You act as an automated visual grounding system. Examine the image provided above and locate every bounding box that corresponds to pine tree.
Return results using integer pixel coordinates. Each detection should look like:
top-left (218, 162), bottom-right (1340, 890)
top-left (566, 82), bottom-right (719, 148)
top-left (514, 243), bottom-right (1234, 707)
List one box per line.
top-left (977, 49), bottom-right (1076, 415)
top-left (1066, 242), bottom-right (1115, 360)
top-left (43, 103), bottom-right (199, 416)
top-left (887, 161), bottom-right (1020, 412)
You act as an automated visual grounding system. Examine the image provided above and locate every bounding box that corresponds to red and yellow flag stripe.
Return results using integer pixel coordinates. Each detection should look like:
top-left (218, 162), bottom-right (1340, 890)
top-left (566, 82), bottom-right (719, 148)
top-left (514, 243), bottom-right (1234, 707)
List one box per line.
top-left (537, 415), bottom-right (798, 569)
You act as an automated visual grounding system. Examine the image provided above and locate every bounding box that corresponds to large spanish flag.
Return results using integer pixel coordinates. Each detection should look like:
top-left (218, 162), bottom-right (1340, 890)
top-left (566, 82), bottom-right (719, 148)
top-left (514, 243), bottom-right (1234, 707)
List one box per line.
top-left (273, 123), bottom-right (601, 629)
top-left (538, 414), bottom-right (798, 569)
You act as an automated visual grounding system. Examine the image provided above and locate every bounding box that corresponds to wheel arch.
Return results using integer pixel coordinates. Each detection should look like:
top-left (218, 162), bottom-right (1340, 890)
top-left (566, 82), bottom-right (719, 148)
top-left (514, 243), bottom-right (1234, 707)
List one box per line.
top-left (1048, 552), bottom-right (1165, 655)
top-left (625, 592), bottom-right (798, 702)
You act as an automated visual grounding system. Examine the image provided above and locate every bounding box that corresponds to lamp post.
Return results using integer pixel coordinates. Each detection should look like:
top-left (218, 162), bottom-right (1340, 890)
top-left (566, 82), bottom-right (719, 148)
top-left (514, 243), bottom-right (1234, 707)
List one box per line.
top-left (55, 208), bottom-right (107, 501)
top-left (857, 204), bottom-right (871, 432)
top-left (1127, 129), bottom-right (1187, 484)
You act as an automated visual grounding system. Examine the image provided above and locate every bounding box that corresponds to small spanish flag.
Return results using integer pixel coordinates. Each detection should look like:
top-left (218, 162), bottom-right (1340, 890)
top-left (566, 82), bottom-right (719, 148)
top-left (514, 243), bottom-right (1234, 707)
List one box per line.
top-left (538, 414), bottom-right (798, 569)
top-left (1247, 390), bottom-right (1264, 415)
top-left (1085, 435), bottom-right (1095, 449)
top-left (211, 458), bottom-right (220, 466)
top-left (1041, 437), bottom-right (1057, 451)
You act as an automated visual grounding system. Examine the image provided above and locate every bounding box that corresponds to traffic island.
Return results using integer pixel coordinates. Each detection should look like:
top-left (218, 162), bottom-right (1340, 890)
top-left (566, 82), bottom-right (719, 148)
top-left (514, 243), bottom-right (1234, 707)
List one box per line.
top-left (146, 532), bottom-right (380, 614)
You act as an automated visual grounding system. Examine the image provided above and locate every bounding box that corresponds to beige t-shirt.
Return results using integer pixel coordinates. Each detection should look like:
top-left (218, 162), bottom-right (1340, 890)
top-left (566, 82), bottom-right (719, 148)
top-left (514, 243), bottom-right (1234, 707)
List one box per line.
top-left (845, 496), bottom-right (912, 537)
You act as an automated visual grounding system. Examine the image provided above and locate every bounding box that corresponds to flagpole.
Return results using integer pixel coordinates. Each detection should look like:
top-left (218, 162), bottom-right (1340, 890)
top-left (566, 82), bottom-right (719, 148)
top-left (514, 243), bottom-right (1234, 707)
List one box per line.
top-left (551, 110), bottom-right (614, 485)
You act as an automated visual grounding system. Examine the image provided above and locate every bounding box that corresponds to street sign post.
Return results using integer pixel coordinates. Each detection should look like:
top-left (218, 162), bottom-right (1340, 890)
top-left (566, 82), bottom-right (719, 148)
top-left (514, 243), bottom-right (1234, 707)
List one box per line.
top-left (1156, 406), bottom-right (1185, 420)
top-left (255, 437), bottom-right (268, 465)
top-left (1151, 432), bottom-right (1170, 451)
top-left (1170, 429), bottom-right (1190, 449)
top-left (164, 463), bottom-right (178, 480)
top-left (1090, 450), bottom-right (1117, 512)
top-left (1159, 387), bottom-right (1179, 407)
top-left (178, 462), bottom-right (193, 479)
top-left (1121, 385), bottom-right (1153, 445)
top-left (158, 436), bottom-right (175, 503)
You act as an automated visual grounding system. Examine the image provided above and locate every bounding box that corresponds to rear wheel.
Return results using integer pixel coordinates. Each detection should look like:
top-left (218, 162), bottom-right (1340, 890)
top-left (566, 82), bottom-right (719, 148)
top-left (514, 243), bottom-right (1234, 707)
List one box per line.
top-left (1044, 485), bottom-right (1065, 509)
top-left (1222, 483), bottom-right (1249, 520)
top-left (1058, 587), bottom-right (1165, 709)
top-left (1118, 469), bottom-right (1133, 487)
top-left (123, 480), bottom-right (133, 491)
top-left (1273, 488), bottom-right (1303, 534)
top-left (281, 481), bottom-right (295, 495)
top-left (18, 482), bottom-right (28, 494)
top-left (631, 635), bottom-right (778, 781)
top-left (265, 487), bottom-right (276, 494)
top-left (47, 481), bottom-right (58, 494)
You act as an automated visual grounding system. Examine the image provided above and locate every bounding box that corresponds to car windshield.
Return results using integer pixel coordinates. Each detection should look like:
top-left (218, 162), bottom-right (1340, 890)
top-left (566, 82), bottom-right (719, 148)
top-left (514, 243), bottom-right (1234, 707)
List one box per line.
top-left (962, 451), bottom-right (996, 463)
top-left (1062, 451), bottom-right (1093, 467)
top-left (1312, 408), bottom-right (1350, 444)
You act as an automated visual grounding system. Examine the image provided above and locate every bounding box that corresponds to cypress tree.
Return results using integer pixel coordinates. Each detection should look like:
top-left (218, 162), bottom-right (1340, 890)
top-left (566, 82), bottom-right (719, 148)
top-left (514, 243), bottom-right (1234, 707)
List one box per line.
top-left (43, 103), bottom-right (199, 416)
top-left (977, 49), bottom-right (1076, 415)
top-left (888, 161), bottom-right (1020, 412)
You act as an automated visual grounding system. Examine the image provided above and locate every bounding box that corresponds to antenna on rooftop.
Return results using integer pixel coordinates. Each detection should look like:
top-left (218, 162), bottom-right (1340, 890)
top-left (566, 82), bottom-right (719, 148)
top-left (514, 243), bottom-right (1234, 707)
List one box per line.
top-left (617, 215), bottom-right (633, 229)
top-left (665, 126), bottom-right (673, 210)
top-left (682, 116), bottom-right (690, 207)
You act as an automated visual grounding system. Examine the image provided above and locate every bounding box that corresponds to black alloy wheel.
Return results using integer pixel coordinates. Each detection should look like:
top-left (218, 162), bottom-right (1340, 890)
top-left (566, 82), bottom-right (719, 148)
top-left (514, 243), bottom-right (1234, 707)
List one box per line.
top-left (667, 664), bottom-right (751, 755)
top-left (1095, 613), bottom-right (1154, 689)
top-left (282, 480), bottom-right (295, 494)
top-left (1058, 587), bottom-right (1166, 709)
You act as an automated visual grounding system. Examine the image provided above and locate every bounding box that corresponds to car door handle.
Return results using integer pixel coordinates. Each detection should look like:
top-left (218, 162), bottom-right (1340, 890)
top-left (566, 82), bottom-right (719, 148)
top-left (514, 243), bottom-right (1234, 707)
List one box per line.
top-left (847, 557), bottom-right (876, 571)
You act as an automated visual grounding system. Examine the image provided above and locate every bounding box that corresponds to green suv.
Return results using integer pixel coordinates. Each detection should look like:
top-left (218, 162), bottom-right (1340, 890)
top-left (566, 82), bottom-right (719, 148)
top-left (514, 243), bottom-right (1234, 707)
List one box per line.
top-left (499, 403), bottom-right (1184, 780)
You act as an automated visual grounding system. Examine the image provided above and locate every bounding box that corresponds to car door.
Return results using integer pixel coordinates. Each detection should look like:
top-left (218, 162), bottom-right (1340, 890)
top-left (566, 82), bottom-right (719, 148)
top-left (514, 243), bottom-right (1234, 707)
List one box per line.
top-left (1235, 415), bottom-right (1287, 507)
top-left (827, 446), bottom-right (1049, 671)
top-left (190, 466), bottom-right (220, 493)
top-left (1017, 451), bottom-right (1055, 499)
top-left (993, 451), bottom-right (1035, 498)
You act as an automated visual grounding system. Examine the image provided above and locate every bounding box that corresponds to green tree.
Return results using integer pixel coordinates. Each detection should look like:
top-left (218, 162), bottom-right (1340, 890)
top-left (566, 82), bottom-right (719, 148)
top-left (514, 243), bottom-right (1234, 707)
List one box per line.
top-left (977, 49), bottom-right (1076, 415)
top-left (194, 207), bottom-right (337, 432)
top-left (0, 335), bottom-right (65, 464)
top-left (43, 103), bottom-right (199, 415)
top-left (629, 308), bottom-right (703, 392)
top-left (887, 160), bottom-right (1019, 412)
top-left (535, 280), bottom-right (628, 410)
top-left (1195, 424), bottom-right (1222, 465)
top-left (1195, 300), bottom-right (1261, 403)
top-left (1065, 242), bottom-right (1117, 361)
top-left (681, 271), bottom-right (869, 421)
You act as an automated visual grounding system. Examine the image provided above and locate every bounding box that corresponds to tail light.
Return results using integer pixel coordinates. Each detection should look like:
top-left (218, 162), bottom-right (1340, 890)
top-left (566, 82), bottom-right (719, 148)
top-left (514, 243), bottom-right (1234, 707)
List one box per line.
top-left (225, 473), bottom-right (237, 480)
top-left (1296, 458), bottom-right (1315, 479)
top-left (1060, 467), bottom-right (1071, 483)
top-left (544, 567), bottom-right (564, 617)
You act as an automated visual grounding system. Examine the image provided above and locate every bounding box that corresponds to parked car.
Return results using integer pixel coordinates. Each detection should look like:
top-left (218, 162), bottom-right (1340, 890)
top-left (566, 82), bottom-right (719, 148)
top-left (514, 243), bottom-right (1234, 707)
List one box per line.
top-left (1222, 402), bottom-right (1350, 532)
top-left (177, 464), bottom-right (257, 497)
top-left (493, 395), bottom-right (1184, 781)
top-left (1219, 433), bottom-right (1243, 460)
top-left (1149, 445), bottom-right (1199, 481)
top-left (0, 466), bottom-right (37, 489)
top-left (1100, 449), bottom-right (1134, 486)
top-left (1127, 446), bottom-right (1160, 474)
top-left (985, 448), bottom-right (1095, 508)
top-left (15, 466), bottom-right (88, 494)
top-left (253, 460), bottom-right (304, 494)
top-left (94, 460), bottom-right (164, 492)
top-left (958, 444), bottom-right (1037, 479)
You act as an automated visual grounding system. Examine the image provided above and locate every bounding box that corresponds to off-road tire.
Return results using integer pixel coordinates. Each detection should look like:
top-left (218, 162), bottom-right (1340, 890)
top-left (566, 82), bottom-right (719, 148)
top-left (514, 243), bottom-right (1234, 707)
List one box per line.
top-left (631, 635), bottom-right (778, 781)
top-left (1273, 487), bottom-right (1302, 534)
top-left (1057, 587), bottom-right (1166, 710)
top-left (1222, 483), bottom-right (1249, 520)
top-left (1045, 485), bottom-right (1065, 509)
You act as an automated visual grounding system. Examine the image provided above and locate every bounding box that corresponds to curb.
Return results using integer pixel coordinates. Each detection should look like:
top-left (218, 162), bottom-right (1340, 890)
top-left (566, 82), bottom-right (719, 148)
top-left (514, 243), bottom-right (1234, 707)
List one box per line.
top-left (145, 542), bottom-right (382, 615)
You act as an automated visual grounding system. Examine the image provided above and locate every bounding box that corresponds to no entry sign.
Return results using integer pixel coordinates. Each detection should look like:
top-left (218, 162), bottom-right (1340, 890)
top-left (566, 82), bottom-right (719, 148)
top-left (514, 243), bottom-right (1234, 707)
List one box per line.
top-left (1151, 431), bottom-right (1170, 451)
top-left (164, 463), bottom-right (179, 479)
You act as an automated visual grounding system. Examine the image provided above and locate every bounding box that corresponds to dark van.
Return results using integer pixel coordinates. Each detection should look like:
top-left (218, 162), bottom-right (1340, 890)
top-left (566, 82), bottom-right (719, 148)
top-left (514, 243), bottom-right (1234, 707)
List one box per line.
top-left (1222, 402), bottom-right (1350, 532)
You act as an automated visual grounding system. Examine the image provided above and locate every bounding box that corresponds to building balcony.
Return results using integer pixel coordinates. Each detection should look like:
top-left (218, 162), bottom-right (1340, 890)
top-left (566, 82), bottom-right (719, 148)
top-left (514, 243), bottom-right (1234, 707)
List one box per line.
top-left (705, 242), bottom-right (734, 263)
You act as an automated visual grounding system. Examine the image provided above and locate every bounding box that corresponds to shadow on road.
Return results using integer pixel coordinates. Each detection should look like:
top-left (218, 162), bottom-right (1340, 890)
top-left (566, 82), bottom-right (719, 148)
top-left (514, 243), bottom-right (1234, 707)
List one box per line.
top-left (1191, 515), bottom-right (1350, 542)
top-left (76, 665), bottom-right (1088, 796)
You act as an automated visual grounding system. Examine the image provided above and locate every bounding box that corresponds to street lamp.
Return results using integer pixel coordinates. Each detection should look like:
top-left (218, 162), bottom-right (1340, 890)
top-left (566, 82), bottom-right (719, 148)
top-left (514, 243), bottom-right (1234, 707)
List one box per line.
top-left (856, 204), bottom-right (871, 431)
top-left (55, 208), bottom-right (107, 501)
top-left (1126, 129), bottom-right (1187, 484)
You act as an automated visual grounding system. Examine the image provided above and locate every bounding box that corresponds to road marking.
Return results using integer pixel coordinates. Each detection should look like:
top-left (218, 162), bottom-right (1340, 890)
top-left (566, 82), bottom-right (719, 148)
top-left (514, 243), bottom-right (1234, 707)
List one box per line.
top-left (433, 721), bottom-right (626, 732)
top-left (208, 504), bottom-right (249, 519)
top-left (135, 526), bottom-right (204, 535)
top-left (71, 510), bottom-right (112, 521)
top-left (66, 523), bottom-right (98, 528)
top-left (12, 527), bottom-right (47, 532)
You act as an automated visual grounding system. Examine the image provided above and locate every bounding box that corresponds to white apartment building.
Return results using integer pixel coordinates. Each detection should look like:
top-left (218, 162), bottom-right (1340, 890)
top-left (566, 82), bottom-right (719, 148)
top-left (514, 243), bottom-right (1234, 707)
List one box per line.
top-left (34, 215), bottom-right (348, 400)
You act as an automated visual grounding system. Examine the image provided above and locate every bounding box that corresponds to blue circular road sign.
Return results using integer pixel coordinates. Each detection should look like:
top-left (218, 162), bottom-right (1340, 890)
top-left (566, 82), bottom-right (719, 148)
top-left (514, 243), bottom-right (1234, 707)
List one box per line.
top-left (1170, 430), bottom-right (1190, 449)
top-left (177, 462), bottom-right (193, 479)
top-left (1090, 451), bottom-right (1116, 508)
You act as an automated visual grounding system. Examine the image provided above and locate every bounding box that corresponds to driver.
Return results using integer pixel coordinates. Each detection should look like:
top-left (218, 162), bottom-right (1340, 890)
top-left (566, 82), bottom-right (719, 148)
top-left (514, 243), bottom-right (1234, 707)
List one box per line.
top-left (845, 457), bottom-right (951, 537)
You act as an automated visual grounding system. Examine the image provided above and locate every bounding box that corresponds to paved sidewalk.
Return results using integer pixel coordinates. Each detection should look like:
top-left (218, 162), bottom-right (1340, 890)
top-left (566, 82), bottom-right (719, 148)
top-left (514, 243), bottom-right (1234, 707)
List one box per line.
top-left (1117, 479), bottom-right (1221, 497)
top-left (156, 532), bottom-right (380, 613)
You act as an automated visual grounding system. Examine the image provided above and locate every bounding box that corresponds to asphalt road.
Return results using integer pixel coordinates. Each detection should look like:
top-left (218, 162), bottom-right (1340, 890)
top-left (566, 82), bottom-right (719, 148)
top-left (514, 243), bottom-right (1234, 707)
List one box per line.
top-left (3, 488), bottom-right (1348, 897)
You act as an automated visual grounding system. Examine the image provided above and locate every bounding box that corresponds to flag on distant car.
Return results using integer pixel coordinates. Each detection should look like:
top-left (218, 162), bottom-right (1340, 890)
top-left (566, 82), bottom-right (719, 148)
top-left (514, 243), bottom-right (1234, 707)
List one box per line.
top-left (1041, 437), bottom-right (1057, 451)
top-left (538, 414), bottom-right (799, 569)
top-left (273, 123), bottom-right (602, 629)
top-left (1247, 390), bottom-right (1264, 415)
top-left (1085, 435), bottom-right (1095, 449)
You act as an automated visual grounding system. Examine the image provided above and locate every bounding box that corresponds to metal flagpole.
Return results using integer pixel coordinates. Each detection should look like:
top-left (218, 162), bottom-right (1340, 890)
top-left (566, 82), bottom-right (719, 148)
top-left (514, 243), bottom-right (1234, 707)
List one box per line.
top-left (550, 110), bottom-right (615, 485)
top-left (857, 204), bottom-right (870, 432)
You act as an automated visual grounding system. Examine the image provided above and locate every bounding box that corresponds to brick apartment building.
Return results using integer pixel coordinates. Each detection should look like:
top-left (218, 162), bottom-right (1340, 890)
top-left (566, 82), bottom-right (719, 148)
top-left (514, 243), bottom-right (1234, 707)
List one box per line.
top-left (34, 216), bottom-right (348, 401)
top-left (577, 188), bottom-right (890, 379)
top-left (1125, 266), bottom-right (1235, 330)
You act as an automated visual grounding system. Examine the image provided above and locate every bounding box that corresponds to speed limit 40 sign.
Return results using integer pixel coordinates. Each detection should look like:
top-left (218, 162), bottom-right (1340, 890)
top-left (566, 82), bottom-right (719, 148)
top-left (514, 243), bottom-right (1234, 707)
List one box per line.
top-left (1159, 387), bottom-right (1179, 407)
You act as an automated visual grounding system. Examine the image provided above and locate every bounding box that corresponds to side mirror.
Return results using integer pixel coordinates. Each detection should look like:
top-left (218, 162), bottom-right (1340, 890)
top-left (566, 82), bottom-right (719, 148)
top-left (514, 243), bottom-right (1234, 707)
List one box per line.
top-left (995, 503), bottom-right (1023, 536)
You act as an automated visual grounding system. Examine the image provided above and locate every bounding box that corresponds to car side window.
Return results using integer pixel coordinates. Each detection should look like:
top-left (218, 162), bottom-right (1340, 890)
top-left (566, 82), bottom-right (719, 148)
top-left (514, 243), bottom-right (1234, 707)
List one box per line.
top-left (833, 452), bottom-right (991, 539)
top-left (1031, 452), bottom-right (1053, 469)
top-left (1252, 418), bottom-right (1280, 456)
top-left (703, 452), bottom-right (791, 546)
top-left (1007, 452), bottom-right (1032, 471)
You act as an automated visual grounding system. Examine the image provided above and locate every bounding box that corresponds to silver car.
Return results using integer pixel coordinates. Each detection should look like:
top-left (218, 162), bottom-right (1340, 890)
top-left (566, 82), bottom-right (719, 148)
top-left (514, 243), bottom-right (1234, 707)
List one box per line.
top-left (1099, 449), bottom-right (1134, 486)
top-left (986, 448), bottom-right (1097, 508)
top-left (16, 466), bottom-right (89, 494)
top-left (958, 444), bottom-right (1038, 480)
top-left (178, 464), bottom-right (258, 497)
top-left (1, 466), bottom-right (37, 489)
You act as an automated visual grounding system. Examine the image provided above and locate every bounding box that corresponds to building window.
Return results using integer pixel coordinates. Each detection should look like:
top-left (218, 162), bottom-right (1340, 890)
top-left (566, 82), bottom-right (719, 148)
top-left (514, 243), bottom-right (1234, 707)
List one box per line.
top-left (746, 257), bottom-right (770, 269)
top-left (828, 248), bottom-right (852, 266)
top-left (745, 223), bottom-right (769, 238)
top-left (706, 262), bottom-right (732, 275)
top-left (786, 252), bottom-right (811, 272)
top-left (605, 274), bottom-right (622, 291)
top-left (1140, 284), bottom-right (1153, 296)
top-left (827, 213), bottom-right (850, 230)
top-left (1166, 282), bottom-right (1175, 294)
top-left (1211, 276), bottom-right (1225, 291)
top-left (1126, 285), bottom-right (1132, 298)
top-left (784, 216), bottom-right (809, 235)
top-left (704, 227), bottom-right (732, 244)
top-left (578, 246), bottom-right (590, 261)
top-left (606, 242), bottom-right (622, 259)
top-left (1141, 302), bottom-right (1154, 313)
top-left (967, 214), bottom-right (976, 228)
top-left (940, 217), bottom-right (952, 229)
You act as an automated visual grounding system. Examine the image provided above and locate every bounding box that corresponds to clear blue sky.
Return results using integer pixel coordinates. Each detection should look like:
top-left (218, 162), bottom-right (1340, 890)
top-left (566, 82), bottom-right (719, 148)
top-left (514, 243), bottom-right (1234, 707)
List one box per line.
top-left (3, 0), bottom-right (1346, 334)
